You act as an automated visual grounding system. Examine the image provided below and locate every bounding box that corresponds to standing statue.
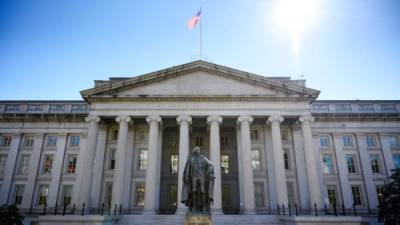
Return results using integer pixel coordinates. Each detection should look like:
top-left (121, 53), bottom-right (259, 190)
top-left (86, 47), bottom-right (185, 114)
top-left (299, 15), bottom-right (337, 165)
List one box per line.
top-left (181, 146), bottom-right (215, 212)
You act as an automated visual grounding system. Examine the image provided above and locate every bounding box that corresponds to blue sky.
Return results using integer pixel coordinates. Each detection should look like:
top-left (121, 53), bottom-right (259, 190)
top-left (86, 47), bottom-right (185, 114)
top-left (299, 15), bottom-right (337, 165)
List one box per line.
top-left (0, 0), bottom-right (399, 100)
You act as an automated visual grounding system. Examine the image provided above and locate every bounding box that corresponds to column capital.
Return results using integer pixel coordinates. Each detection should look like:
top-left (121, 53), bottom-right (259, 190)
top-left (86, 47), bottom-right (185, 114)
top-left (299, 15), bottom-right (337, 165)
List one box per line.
top-left (237, 115), bottom-right (253, 125)
top-left (85, 115), bottom-right (100, 123)
top-left (207, 115), bottom-right (223, 125)
top-left (115, 116), bottom-right (132, 124)
top-left (299, 115), bottom-right (315, 123)
top-left (176, 115), bottom-right (192, 125)
top-left (267, 115), bottom-right (284, 124)
top-left (146, 115), bottom-right (162, 124)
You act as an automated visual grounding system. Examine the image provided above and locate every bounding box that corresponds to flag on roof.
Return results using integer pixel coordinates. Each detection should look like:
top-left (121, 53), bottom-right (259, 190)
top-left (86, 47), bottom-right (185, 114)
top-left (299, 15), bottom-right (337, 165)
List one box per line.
top-left (187, 9), bottom-right (201, 30)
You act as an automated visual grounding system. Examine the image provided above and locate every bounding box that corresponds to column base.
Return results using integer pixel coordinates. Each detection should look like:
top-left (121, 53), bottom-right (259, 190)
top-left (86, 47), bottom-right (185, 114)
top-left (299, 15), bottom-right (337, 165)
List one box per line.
top-left (211, 208), bottom-right (223, 214)
top-left (175, 207), bottom-right (188, 215)
top-left (142, 208), bottom-right (158, 215)
top-left (241, 208), bottom-right (257, 215)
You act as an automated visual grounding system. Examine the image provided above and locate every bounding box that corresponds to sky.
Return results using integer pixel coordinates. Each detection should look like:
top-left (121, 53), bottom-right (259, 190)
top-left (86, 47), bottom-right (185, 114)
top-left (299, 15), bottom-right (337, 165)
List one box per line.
top-left (0, 0), bottom-right (399, 100)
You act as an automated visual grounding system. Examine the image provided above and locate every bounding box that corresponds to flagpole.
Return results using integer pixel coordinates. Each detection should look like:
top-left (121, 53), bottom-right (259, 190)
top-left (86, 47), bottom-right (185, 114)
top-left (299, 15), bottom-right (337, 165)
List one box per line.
top-left (199, 7), bottom-right (203, 60)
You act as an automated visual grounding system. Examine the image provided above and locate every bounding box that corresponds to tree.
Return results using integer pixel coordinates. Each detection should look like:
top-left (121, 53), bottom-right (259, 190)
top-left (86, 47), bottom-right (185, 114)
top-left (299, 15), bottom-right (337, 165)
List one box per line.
top-left (0, 204), bottom-right (24, 225)
top-left (379, 168), bottom-right (400, 225)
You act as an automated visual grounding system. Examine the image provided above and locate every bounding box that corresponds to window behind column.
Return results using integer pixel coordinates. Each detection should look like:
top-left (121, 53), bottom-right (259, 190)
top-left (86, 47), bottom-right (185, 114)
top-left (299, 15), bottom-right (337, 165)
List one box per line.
top-left (168, 185), bottom-right (177, 207)
top-left (105, 182), bottom-right (113, 207)
top-left (370, 154), bottom-right (381, 173)
top-left (221, 155), bottom-right (229, 174)
top-left (326, 185), bottom-right (338, 206)
top-left (14, 185), bottom-right (24, 205)
top-left (62, 185), bottom-right (73, 205)
top-left (69, 135), bottom-right (80, 147)
top-left (38, 185), bottom-right (49, 205)
top-left (366, 135), bottom-right (376, 147)
top-left (322, 154), bottom-right (334, 174)
top-left (18, 154), bottom-right (30, 175)
top-left (67, 155), bottom-right (77, 174)
top-left (286, 182), bottom-right (296, 206)
top-left (393, 154), bottom-right (400, 169)
top-left (376, 185), bottom-right (384, 204)
top-left (170, 154), bottom-right (178, 174)
top-left (1, 136), bottom-right (12, 146)
top-left (342, 135), bottom-right (353, 147)
top-left (250, 129), bottom-right (259, 141)
top-left (138, 149), bottom-right (148, 171)
top-left (283, 148), bottom-right (290, 170)
top-left (251, 149), bottom-right (261, 170)
top-left (254, 182), bottom-right (265, 207)
top-left (109, 149), bottom-right (116, 170)
top-left (135, 183), bottom-right (145, 207)
top-left (24, 136), bottom-right (34, 147)
top-left (46, 135), bottom-right (57, 147)
top-left (351, 185), bottom-right (362, 206)
top-left (319, 135), bottom-right (330, 147)
top-left (42, 155), bottom-right (54, 174)
top-left (346, 154), bottom-right (356, 174)
top-left (0, 154), bottom-right (7, 174)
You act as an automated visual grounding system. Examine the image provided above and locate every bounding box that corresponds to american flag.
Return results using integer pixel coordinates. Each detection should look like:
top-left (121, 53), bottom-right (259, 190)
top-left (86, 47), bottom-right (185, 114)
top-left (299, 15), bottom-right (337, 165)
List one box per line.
top-left (187, 10), bottom-right (201, 30)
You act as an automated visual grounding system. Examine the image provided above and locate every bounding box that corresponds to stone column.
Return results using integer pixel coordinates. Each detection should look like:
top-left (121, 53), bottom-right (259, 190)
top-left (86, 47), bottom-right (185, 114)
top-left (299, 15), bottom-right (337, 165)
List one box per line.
top-left (207, 115), bottom-right (223, 213)
top-left (267, 115), bottom-right (288, 206)
top-left (144, 115), bottom-right (162, 214)
top-left (0, 134), bottom-right (21, 204)
top-left (76, 116), bottom-right (100, 206)
top-left (112, 116), bottom-right (132, 207)
top-left (299, 115), bottom-right (323, 208)
top-left (176, 115), bottom-right (192, 212)
top-left (356, 134), bottom-right (378, 209)
top-left (48, 134), bottom-right (67, 207)
top-left (237, 115), bottom-right (256, 214)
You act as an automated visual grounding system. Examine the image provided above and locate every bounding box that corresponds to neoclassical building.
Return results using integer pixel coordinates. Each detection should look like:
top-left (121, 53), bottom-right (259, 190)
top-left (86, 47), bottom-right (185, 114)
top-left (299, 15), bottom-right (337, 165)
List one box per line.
top-left (0, 61), bottom-right (399, 216)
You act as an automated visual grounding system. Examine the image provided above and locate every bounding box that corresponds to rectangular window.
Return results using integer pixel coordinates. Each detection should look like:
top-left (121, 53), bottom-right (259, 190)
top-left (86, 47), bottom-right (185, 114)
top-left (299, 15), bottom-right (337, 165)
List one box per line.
top-left (1, 136), bottom-right (12, 146)
top-left (281, 127), bottom-right (288, 140)
top-left (389, 136), bottom-right (399, 147)
top-left (170, 154), bottom-right (178, 174)
top-left (287, 182), bottom-right (296, 206)
top-left (112, 129), bottom-right (119, 141)
top-left (14, 185), bottom-right (24, 205)
top-left (327, 185), bottom-right (337, 206)
top-left (195, 136), bottom-right (203, 147)
top-left (135, 183), bottom-right (145, 207)
top-left (284, 149), bottom-right (290, 170)
top-left (370, 154), bottom-right (380, 173)
top-left (222, 184), bottom-right (231, 209)
top-left (138, 149), bottom-right (148, 170)
top-left (322, 154), bottom-right (334, 174)
top-left (251, 149), bottom-right (261, 170)
top-left (38, 185), bottom-right (49, 205)
top-left (168, 185), bottom-right (177, 207)
top-left (69, 135), bottom-right (80, 147)
top-left (366, 136), bottom-right (376, 147)
top-left (0, 155), bottom-right (7, 174)
top-left (18, 155), bottom-right (30, 175)
top-left (24, 136), bottom-right (34, 147)
top-left (393, 154), bottom-right (400, 169)
top-left (105, 182), bottom-right (113, 207)
top-left (67, 155), bottom-right (77, 174)
top-left (346, 154), bottom-right (356, 174)
top-left (342, 136), bottom-right (353, 147)
top-left (62, 185), bottom-right (73, 205)
top-left (221, 136), bottom-right (229, 146)
top-left (221, 155), bottom-right (229, 174)
top-left (351, 185), bottom-right (362, 206)
top-left (254, 182), bottom-right (265, 207)
top-left (46, 136), bottom-right (57, 147)
top-left (42, 155), bottom-right (54, 174)
top-left (320, 136), bottom-right (330, 147)
top-left (376, 185), bottom-right (384, 204)
top-left (250, 129), bottom-right (259, 140)
top-left (109, 149), bottom-right (116, 170)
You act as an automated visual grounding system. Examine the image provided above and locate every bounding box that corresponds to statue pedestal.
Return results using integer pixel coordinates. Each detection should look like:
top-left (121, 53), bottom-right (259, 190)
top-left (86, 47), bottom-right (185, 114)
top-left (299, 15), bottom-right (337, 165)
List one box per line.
top-left (185, 212), bottom-right (212, 225)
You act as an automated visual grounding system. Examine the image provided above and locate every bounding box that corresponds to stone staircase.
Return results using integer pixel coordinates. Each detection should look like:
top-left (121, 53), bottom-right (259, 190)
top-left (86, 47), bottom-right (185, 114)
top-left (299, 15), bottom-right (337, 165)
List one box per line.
top-left (116, 214), bottom-right (282, 225)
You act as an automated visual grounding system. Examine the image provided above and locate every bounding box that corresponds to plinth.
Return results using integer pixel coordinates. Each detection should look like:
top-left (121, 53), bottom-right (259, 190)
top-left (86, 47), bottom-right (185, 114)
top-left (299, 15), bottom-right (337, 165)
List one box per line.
top-left (185, 212), bottom-right (212, 225)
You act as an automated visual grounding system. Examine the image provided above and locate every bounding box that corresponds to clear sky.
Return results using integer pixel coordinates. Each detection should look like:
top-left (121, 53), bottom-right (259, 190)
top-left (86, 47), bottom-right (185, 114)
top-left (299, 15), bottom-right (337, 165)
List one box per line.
top-left (1, 0), bottom-right (399, 100)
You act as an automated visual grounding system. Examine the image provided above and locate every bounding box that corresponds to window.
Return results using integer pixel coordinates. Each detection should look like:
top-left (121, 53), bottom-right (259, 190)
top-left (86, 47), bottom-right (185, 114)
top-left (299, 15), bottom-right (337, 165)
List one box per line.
top-left (370, 154), bottom-right (380, 173)
top-left (135, 183), bottom-right (145, 207)
top-left (112, 129), bottom-right (119, 141)
top-left (389, 136), bottom-right (399, 147)
top-left (287, 182), bottom-right (296, 206)
top-left (222, 184), bottom-right (231, 209)
top-left (170, 154), bottom-right (178, 174)
top-left (221, 155), bottom-right (229, 174)
top-left (250, 129), bottom-right (259, 140)
top-left (393, 154), bottom-right (400, 169)
top-left (322, 154), bottom-right (334, 174)
top-left (62, 185), bottom-right (73, 205)
top-left (0, 155), bottom-right (7, 174)
top-left (42, 155), bottom-right (54, 173)
top-left (284, 149), bottom-right (290, 170)
top-left (18, 155), bottom-right (30, 175)
top-left (1, 136), bottom-right (12, 146)
top-left (195, 136), bottom-right (203, 147)
top-left (24, 136), bottom-right (34, 147)
top-left (346, 154), bottom-right (356, 174)
top-left (14, 185), bottom-right (24, 205)
top-left (70, 135), bottom-right (80, 147)
top-left (376, 185), bottom-right (384, 204)
top-left (251, 149), bottom-right (261, 170)
top-left (109, 149), bottom-right (116, 170)
top-left (281, 127), bottom-right (288, 141)
top-left (327, 185), bottom-right (337, 206)
top-left (254, 182), bottom-right (265, 207)
top-left (105, 182), bottom-right (113, 207)
top-left (138, 149), bottom-right (148, 170)
top-left (366, 136), bottom-right (376, 147)
top-left (46, 136), bottom-right (57, 147)
top-left (342, 136), bottom-right (353, 147)
top-left (221, 136), bottom-right (229, 147)
top-left (320, 136), bottom-right (330, 147)
top-left (67, 155), bottom-right (77, 174)
top-left (168, 185), bottom-right (177, 207)
top-left (351, 185), bottom-right (362, 206)
top-left (38, 185), bottom-right (49, 205)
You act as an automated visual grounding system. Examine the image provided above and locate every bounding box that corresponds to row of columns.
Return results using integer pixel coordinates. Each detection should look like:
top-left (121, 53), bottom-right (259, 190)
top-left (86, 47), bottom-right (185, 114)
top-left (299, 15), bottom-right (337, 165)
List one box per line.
top-left (77, 114), bottom-right (321, 214)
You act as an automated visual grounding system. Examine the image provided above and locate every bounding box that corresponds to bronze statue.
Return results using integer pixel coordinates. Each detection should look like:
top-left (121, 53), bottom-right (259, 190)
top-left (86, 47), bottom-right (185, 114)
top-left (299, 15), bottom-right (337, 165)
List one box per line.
top-left (181, 146), bottom-right (215, 212)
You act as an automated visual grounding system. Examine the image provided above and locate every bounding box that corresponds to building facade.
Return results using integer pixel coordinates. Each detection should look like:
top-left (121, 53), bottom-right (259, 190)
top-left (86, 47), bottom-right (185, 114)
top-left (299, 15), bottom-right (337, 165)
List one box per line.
top-left (0, 61), bottom-right (399, 215)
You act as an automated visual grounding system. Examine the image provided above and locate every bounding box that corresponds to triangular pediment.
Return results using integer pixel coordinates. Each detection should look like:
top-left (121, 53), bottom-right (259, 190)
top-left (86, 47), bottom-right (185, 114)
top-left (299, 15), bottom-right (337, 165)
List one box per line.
top-left (81, 61), bottom-right (320, 101)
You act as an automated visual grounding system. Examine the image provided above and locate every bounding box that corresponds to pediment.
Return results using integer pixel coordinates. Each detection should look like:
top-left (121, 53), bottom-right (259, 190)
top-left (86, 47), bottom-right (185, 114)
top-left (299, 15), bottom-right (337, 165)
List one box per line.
top-left (81, 61), bottom-right (320, 101)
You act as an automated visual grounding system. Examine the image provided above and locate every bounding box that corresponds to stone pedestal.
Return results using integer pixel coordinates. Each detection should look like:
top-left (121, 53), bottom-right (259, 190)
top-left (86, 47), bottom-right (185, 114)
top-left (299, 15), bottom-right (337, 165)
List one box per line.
top-left (185, 213), bottom-right (212, 225)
